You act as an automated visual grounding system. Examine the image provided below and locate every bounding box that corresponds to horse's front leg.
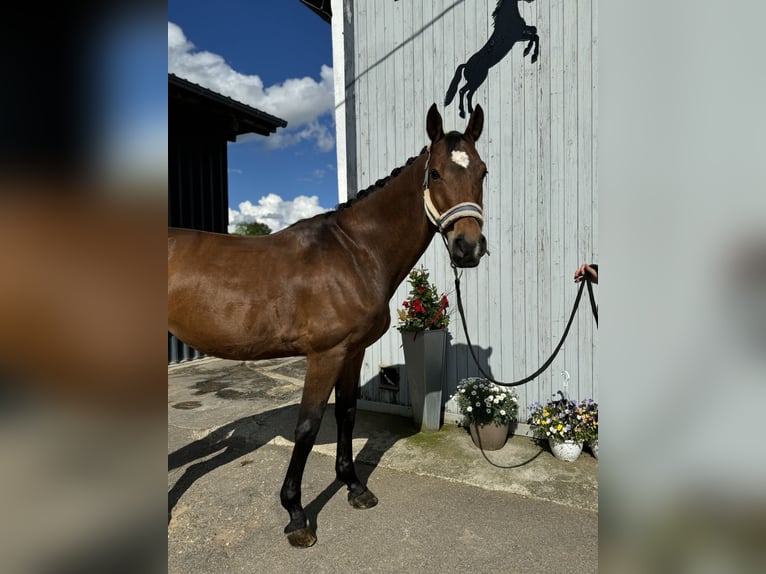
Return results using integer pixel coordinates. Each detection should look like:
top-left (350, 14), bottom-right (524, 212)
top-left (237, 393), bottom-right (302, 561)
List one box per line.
top-left (522, 26), bottom-right (540, 63)
top-left (280, 350), bottom-right (344, 548)
top-left (334, 351), bottom-right (378, 509)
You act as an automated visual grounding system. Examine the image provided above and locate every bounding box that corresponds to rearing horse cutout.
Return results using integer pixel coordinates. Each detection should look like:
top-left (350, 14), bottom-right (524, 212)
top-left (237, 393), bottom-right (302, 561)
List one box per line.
top-left (444, 0), bottom-right (539, 118)
top-left (168, 104), bottom-right (488, 548)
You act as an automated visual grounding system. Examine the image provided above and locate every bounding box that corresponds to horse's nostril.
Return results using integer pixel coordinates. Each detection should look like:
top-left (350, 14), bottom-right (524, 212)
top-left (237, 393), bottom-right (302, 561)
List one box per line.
top-left (452, 235), bottom-right (469, 258)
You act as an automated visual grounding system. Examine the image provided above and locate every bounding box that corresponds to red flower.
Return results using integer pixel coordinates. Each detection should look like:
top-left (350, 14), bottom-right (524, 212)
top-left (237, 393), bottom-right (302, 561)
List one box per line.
top-left (412, 299), bottom-right (425, 314)
top-left (417, 286), bottom-right (426, 293)
top-left (402, 301), bottom-right (409, 308)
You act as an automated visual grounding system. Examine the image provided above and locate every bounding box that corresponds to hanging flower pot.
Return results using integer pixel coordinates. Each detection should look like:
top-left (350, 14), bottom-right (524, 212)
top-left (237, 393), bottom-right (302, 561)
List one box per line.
top-left (528, 397), bottom-right (589, 462)
top-left (548, 439), bottom-right (584, 462)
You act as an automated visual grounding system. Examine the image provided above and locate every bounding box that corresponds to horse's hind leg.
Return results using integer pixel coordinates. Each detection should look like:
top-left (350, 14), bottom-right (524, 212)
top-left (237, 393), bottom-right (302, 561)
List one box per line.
top-left (458, 85), bottom-right (469, 119)
top-left (464, 87), bottom-right (475, 117)
top-left (334, 351), bottom-right (378, 509)
top-left (280, 351), bottom-right (344, 548)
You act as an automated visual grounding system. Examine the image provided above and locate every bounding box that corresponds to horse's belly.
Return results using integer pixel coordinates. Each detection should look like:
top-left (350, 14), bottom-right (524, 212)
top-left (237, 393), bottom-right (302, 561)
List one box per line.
top-left (168, 297), bottom-right (305, 360)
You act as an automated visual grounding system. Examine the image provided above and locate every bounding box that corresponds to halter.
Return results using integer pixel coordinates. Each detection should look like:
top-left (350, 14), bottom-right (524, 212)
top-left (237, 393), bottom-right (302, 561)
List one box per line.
top-left (421, 145), bottom-right (484, 233)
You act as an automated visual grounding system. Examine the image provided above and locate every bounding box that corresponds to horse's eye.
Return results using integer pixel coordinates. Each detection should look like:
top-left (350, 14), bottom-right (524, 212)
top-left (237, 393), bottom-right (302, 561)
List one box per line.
top-left (430, 169), bottom-right (440, 180)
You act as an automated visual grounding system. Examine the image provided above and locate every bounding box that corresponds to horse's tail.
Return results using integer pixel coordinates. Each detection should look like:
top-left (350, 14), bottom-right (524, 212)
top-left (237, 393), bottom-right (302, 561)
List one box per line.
top-left (444, 64), bottom-right (465, 107)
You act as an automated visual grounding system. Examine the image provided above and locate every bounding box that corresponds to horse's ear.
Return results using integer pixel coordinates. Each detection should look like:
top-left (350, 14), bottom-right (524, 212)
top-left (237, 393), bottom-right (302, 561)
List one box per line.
top-left (426, 103), bottom-right (444, 142)
top-left (465, 104), bottom-right (484, 142)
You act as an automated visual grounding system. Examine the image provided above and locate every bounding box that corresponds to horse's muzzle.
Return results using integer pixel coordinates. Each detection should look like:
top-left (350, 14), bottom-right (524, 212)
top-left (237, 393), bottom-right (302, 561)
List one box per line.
top-left (449, 233), bottom-right (487, 268)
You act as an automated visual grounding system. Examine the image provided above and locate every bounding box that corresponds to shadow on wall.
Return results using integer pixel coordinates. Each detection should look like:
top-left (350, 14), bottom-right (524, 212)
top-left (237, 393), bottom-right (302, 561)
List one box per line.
top-left (357, 336), bottom-right (499, 410)
top-left (444, 0), bottom-right (540, 118)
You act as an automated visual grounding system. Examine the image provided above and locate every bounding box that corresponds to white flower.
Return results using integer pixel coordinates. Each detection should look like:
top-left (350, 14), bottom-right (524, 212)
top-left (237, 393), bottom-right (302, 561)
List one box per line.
top-left (475, 401), bottom-right (481, 407)
top-left (546, 430), bottom-right (551, 436)
top-left (487, 395), bottom-right (494, 402)
top-left (471, 390), bottom-right (477, 395)
top-left (486, 408), bottom-right (491, 414)
top-left (493, 398), bottom-right (500, 404)
top-left (459, 389), bottom-right (465, 394)
top-left (466, 406), bottom-right (473, 412)
top-left (500, 410), bottom-right (506, 416)
top-left (511, 397), bottom-right (517, 402)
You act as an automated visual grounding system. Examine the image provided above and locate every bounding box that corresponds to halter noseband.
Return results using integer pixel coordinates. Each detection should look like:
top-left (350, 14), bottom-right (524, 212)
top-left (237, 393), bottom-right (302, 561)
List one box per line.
top-left (421, 145), bottom-right (484, 233)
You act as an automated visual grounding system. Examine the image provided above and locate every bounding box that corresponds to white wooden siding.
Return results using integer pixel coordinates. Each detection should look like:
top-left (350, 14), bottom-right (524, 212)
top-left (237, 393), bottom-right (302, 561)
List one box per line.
top-left (332, 0), bottom-right (598, 422)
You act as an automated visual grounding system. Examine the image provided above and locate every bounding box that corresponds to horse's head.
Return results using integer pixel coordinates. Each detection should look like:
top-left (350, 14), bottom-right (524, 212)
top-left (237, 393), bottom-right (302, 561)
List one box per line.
top-left (424, 103), bottom-right (487, 268)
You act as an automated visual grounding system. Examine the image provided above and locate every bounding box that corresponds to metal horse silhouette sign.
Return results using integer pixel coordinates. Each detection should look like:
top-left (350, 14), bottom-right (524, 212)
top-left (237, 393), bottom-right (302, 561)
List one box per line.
top-left (444, 0), bottom-right (539, 118)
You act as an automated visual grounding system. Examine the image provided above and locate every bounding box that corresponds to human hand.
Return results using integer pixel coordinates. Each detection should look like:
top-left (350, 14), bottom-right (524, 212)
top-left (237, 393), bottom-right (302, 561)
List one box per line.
top-left (574, 264), bottom-right (598, 284)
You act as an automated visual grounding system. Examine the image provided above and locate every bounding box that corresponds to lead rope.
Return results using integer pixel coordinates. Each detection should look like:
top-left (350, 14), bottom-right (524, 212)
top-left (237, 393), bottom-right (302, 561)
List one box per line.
top-left (441, 233), bottom-right (598, 389)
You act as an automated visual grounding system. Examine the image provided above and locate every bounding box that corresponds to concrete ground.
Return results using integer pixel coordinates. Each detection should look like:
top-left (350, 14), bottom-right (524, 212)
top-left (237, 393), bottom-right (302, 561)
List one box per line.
top-left (168, 357), bottom-right (598, 573)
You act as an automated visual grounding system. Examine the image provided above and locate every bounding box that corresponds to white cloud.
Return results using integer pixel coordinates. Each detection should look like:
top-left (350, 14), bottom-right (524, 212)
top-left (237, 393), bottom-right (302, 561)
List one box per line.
top-left (258, 120), bottom-right (335, 152)
top-left (168, 22), bottom-right (335, 151)
top-left (228, 194), bottom-right (329, 233)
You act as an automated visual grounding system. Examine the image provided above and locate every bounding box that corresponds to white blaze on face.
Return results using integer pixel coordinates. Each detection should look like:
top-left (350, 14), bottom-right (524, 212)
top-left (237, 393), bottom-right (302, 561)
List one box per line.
top-left (451, 150), bottom-right (470, 168)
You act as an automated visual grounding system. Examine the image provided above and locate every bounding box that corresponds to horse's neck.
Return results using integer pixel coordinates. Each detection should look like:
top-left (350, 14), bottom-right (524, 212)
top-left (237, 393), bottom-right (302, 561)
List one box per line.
top-left (336, 154), bottom-right (435, 295)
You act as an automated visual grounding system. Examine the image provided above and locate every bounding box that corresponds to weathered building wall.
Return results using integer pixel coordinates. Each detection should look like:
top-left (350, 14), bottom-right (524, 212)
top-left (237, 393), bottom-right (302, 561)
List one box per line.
top-left (332, 0), bottom-right (598, 421)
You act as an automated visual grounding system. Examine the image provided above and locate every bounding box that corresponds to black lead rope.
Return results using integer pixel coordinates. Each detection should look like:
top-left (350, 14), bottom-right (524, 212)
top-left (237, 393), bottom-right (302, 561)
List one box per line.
top-left (436, 231), bottom-right (598, 387)
top-left (473, 427), bottom-right (546, 469)
top-left (451, 263), bottom-right (597, 388)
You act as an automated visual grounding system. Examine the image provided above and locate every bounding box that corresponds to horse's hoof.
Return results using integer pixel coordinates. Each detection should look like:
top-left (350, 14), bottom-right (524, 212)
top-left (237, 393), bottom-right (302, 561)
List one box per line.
top-left (348, 488), bottom-right (378, 509)
top-left (286, 527), bottom-right (317, 548)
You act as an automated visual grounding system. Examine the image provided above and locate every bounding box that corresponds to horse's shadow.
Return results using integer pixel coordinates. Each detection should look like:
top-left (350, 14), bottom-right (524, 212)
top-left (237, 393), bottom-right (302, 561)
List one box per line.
top-left (444, 0), bottom-right (539, 118)
top-left (168, 402), bottom-right (416, 533)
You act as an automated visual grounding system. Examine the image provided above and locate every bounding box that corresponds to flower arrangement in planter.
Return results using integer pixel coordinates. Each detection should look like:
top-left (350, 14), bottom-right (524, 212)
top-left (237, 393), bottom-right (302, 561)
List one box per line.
top-left (528, 398), bottom-right (588, 442)
top-left (528, 397), bottom-right (589, 461)
top-left (455, 378), bottom-right (519, 426)
top-left (397, 267), bottom-right (450, 431)
top-left (454, 378), bottom-right (519, 450)
top-left (396, 267), bottom-right (449, 332)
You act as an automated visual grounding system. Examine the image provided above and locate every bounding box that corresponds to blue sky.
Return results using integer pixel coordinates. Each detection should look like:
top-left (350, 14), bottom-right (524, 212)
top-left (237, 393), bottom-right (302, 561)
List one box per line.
top-left (168, 1), bottom-right (337, 231)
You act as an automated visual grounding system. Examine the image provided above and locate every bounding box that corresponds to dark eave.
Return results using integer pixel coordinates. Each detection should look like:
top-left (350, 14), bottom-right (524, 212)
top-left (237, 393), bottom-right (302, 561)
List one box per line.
top-left (169, 73), bottom-right (287, 141)
top-left (299, 0), bottom-right (332, 24)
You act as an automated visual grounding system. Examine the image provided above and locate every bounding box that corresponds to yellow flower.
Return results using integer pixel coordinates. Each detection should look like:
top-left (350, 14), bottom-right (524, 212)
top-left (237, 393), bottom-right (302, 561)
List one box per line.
top-left (397, 309), bottom-right (407, 321)
top-left (557, 423), bottom-right (563, 431)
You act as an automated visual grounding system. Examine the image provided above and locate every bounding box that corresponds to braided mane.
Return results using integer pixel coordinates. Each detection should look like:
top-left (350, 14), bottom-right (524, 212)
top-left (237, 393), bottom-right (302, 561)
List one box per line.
top-left (334, 147), bottom-right (427, 212)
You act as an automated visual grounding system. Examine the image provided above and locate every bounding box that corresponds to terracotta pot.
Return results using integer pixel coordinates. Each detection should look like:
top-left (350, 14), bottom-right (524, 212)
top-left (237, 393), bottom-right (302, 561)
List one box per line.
top-left (468, 421), bottom-right (510, 451)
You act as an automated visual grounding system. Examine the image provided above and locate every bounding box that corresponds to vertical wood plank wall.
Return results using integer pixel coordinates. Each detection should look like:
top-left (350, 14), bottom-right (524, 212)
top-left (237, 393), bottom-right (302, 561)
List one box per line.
top-left (334, 0), bottom-right (598, 420)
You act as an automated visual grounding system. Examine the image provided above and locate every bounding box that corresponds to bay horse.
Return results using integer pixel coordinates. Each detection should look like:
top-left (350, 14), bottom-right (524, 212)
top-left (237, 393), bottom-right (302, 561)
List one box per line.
top-left (444, 0), bottom-right (539, 118)
top-left (167, 104), bottom-right (488, 548)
